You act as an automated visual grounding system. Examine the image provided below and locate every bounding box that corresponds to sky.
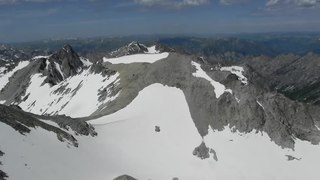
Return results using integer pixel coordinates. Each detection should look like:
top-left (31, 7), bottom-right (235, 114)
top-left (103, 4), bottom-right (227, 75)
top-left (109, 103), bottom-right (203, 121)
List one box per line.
top-left (0, 0), bottom-right (320, 42)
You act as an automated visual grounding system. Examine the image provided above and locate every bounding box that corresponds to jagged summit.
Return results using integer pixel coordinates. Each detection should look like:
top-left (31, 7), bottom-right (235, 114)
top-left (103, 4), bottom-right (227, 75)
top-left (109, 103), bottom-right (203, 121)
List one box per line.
top-left (34, 44), bottom-right (85, 85)
top-left (49, 44), bottom-right (83, 78)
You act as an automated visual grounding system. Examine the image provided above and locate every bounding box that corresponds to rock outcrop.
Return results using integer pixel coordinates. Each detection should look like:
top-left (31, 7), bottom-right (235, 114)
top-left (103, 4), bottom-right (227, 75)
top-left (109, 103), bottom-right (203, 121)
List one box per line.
top-left (113, 175), bottom-right (137, 180)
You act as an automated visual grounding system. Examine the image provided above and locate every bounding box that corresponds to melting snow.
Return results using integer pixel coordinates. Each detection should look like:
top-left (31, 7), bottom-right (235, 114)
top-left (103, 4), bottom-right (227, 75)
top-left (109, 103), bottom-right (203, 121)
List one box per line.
top-left (192, 61), bottom-right (232, 98)
top-left (0, 61), bottom-right (30, 91)
top-left (220, 66), bottom-right (248, 85)
top-left (103, 52), bottom-right (169, 64)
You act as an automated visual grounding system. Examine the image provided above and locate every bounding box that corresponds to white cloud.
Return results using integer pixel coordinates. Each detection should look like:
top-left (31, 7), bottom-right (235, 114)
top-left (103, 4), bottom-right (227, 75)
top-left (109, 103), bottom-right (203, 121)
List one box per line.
top-left (0, 0), bottom-right (53, 5)
top-left (266, 0), bottom-right (320, 7)
top-left (133, 0), bottom-right (210, 8)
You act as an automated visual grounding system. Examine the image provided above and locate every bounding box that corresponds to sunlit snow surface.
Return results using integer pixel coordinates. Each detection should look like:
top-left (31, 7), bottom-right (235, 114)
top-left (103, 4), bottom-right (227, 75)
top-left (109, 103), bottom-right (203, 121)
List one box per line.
top-left (1, 83), bottom-right (320, 180)
top-left (0, 61), bottom-right (30, 92)
top-left (103, 52), bottom-right (169, 64)
top-left (192, 61), bottom-right (232, 98)
top-left (18, 68), bottom-right (120, 118)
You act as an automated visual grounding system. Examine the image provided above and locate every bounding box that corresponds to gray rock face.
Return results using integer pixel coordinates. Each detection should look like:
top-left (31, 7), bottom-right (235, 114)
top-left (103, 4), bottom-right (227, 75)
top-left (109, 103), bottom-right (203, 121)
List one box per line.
top-left (193, 142), bottom-right (210, 159)
top-left (43, 44), bottom-right (84, 85)
top-left (84, 53), bottom-right (320, 149)
top-left (113, 175), bottom-right (137, 180)
top-left (244, 53), bottom-right (320, 105)
top-left (107, 41), bottom-right (148, 58)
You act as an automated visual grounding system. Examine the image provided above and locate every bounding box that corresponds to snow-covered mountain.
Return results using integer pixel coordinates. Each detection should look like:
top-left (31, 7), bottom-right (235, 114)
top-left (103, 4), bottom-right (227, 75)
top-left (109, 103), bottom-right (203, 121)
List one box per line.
top-left (1, 42), bottom-right (320, 180)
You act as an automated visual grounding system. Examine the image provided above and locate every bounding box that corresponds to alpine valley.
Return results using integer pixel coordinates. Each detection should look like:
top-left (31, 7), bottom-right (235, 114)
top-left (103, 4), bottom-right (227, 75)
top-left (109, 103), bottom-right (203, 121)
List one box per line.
top-left (1, 36), bottom-right (320, 180)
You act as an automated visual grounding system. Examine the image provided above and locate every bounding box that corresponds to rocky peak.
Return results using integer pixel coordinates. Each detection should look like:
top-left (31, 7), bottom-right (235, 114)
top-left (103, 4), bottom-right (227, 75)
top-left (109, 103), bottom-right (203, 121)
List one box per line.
top-left (41, 44), bottom-right (84, 85)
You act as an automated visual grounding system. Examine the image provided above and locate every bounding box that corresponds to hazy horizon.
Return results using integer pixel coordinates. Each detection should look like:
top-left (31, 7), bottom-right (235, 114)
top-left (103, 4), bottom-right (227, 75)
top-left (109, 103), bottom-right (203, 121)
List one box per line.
top-left (1, 0), bottom-right (320, 42)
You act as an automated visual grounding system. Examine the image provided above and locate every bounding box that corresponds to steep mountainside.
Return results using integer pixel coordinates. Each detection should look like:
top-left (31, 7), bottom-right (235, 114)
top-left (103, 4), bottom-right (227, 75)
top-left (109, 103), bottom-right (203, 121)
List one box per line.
top-left (244, 53), bottom-right (320, 105)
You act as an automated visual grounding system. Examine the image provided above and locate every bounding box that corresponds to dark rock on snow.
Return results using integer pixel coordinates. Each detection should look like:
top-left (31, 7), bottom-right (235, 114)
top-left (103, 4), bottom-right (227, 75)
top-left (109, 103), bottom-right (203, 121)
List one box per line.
top-left (113, 174), bottom-right (137, 180)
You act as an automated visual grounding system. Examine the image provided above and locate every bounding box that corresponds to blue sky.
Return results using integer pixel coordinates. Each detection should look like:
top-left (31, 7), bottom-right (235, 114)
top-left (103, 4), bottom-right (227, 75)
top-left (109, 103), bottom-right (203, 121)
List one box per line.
top-left (0, 0), bottom-right (320, 42)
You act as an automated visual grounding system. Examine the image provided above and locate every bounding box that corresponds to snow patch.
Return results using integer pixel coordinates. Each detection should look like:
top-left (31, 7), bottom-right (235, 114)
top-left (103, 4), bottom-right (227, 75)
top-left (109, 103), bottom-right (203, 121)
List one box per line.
top-left (0, 67), bottom-right (7, 75)
top-left (235, 96), bottom-right (240, 103)
top-left (80, 57), bottom-right (93, 67)
top-left (32, 55), bottom-right (50, 60)
top-left (19, 68), bottom-right (120, 118)
top-left (192, 61), bottom-right (232, 98)
top-left (220, 66), bottom-right (248, 85)
top-left (256, 100), bottom-right (265, 110)
top-left (103, 53), bottom-right (169, 64)
top-left (146, 45), bottom-right (160, 54)
top-left (54, 62), bottom-right (64, 79)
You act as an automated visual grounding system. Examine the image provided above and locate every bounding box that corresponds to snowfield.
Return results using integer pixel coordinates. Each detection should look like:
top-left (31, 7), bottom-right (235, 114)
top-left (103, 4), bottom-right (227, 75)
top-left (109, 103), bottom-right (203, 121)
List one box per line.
top-left (1, 83), bottom-right (320, 180)
top-left (18, 68), bottom-right (120, 118)
top-left (103, 52), bottom-right (169, 64)
top-left (192, 61), bottom-right (232, 98)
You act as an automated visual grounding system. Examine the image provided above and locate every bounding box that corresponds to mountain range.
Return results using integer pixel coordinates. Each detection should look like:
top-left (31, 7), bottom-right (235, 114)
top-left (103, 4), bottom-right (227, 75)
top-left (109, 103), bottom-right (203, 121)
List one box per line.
top-left (1, 38), bottom-right (320, 180)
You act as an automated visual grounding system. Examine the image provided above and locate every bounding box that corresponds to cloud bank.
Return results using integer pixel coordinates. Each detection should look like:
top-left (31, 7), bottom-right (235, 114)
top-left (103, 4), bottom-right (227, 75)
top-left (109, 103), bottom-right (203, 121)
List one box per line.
top-left (266, 0), bottom-right (320, 8)
top-left (0, 0), bottom-right (319, 9)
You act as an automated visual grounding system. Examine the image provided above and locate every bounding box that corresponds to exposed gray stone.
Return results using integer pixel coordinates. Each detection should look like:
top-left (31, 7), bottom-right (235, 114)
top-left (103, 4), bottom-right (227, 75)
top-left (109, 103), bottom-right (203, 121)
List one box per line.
top-left (83, 52), bottom-right (320, 149)
top-left (210, 148), bottom-right (218, 161)
top-left (286, 155), bottom-right (301, 161)
top-left (155, 126), bottom-right (160, 132)
top-left (113, 174), bottom-right (137, 180)
top-left (193, 142), bottom-right (210, 160)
